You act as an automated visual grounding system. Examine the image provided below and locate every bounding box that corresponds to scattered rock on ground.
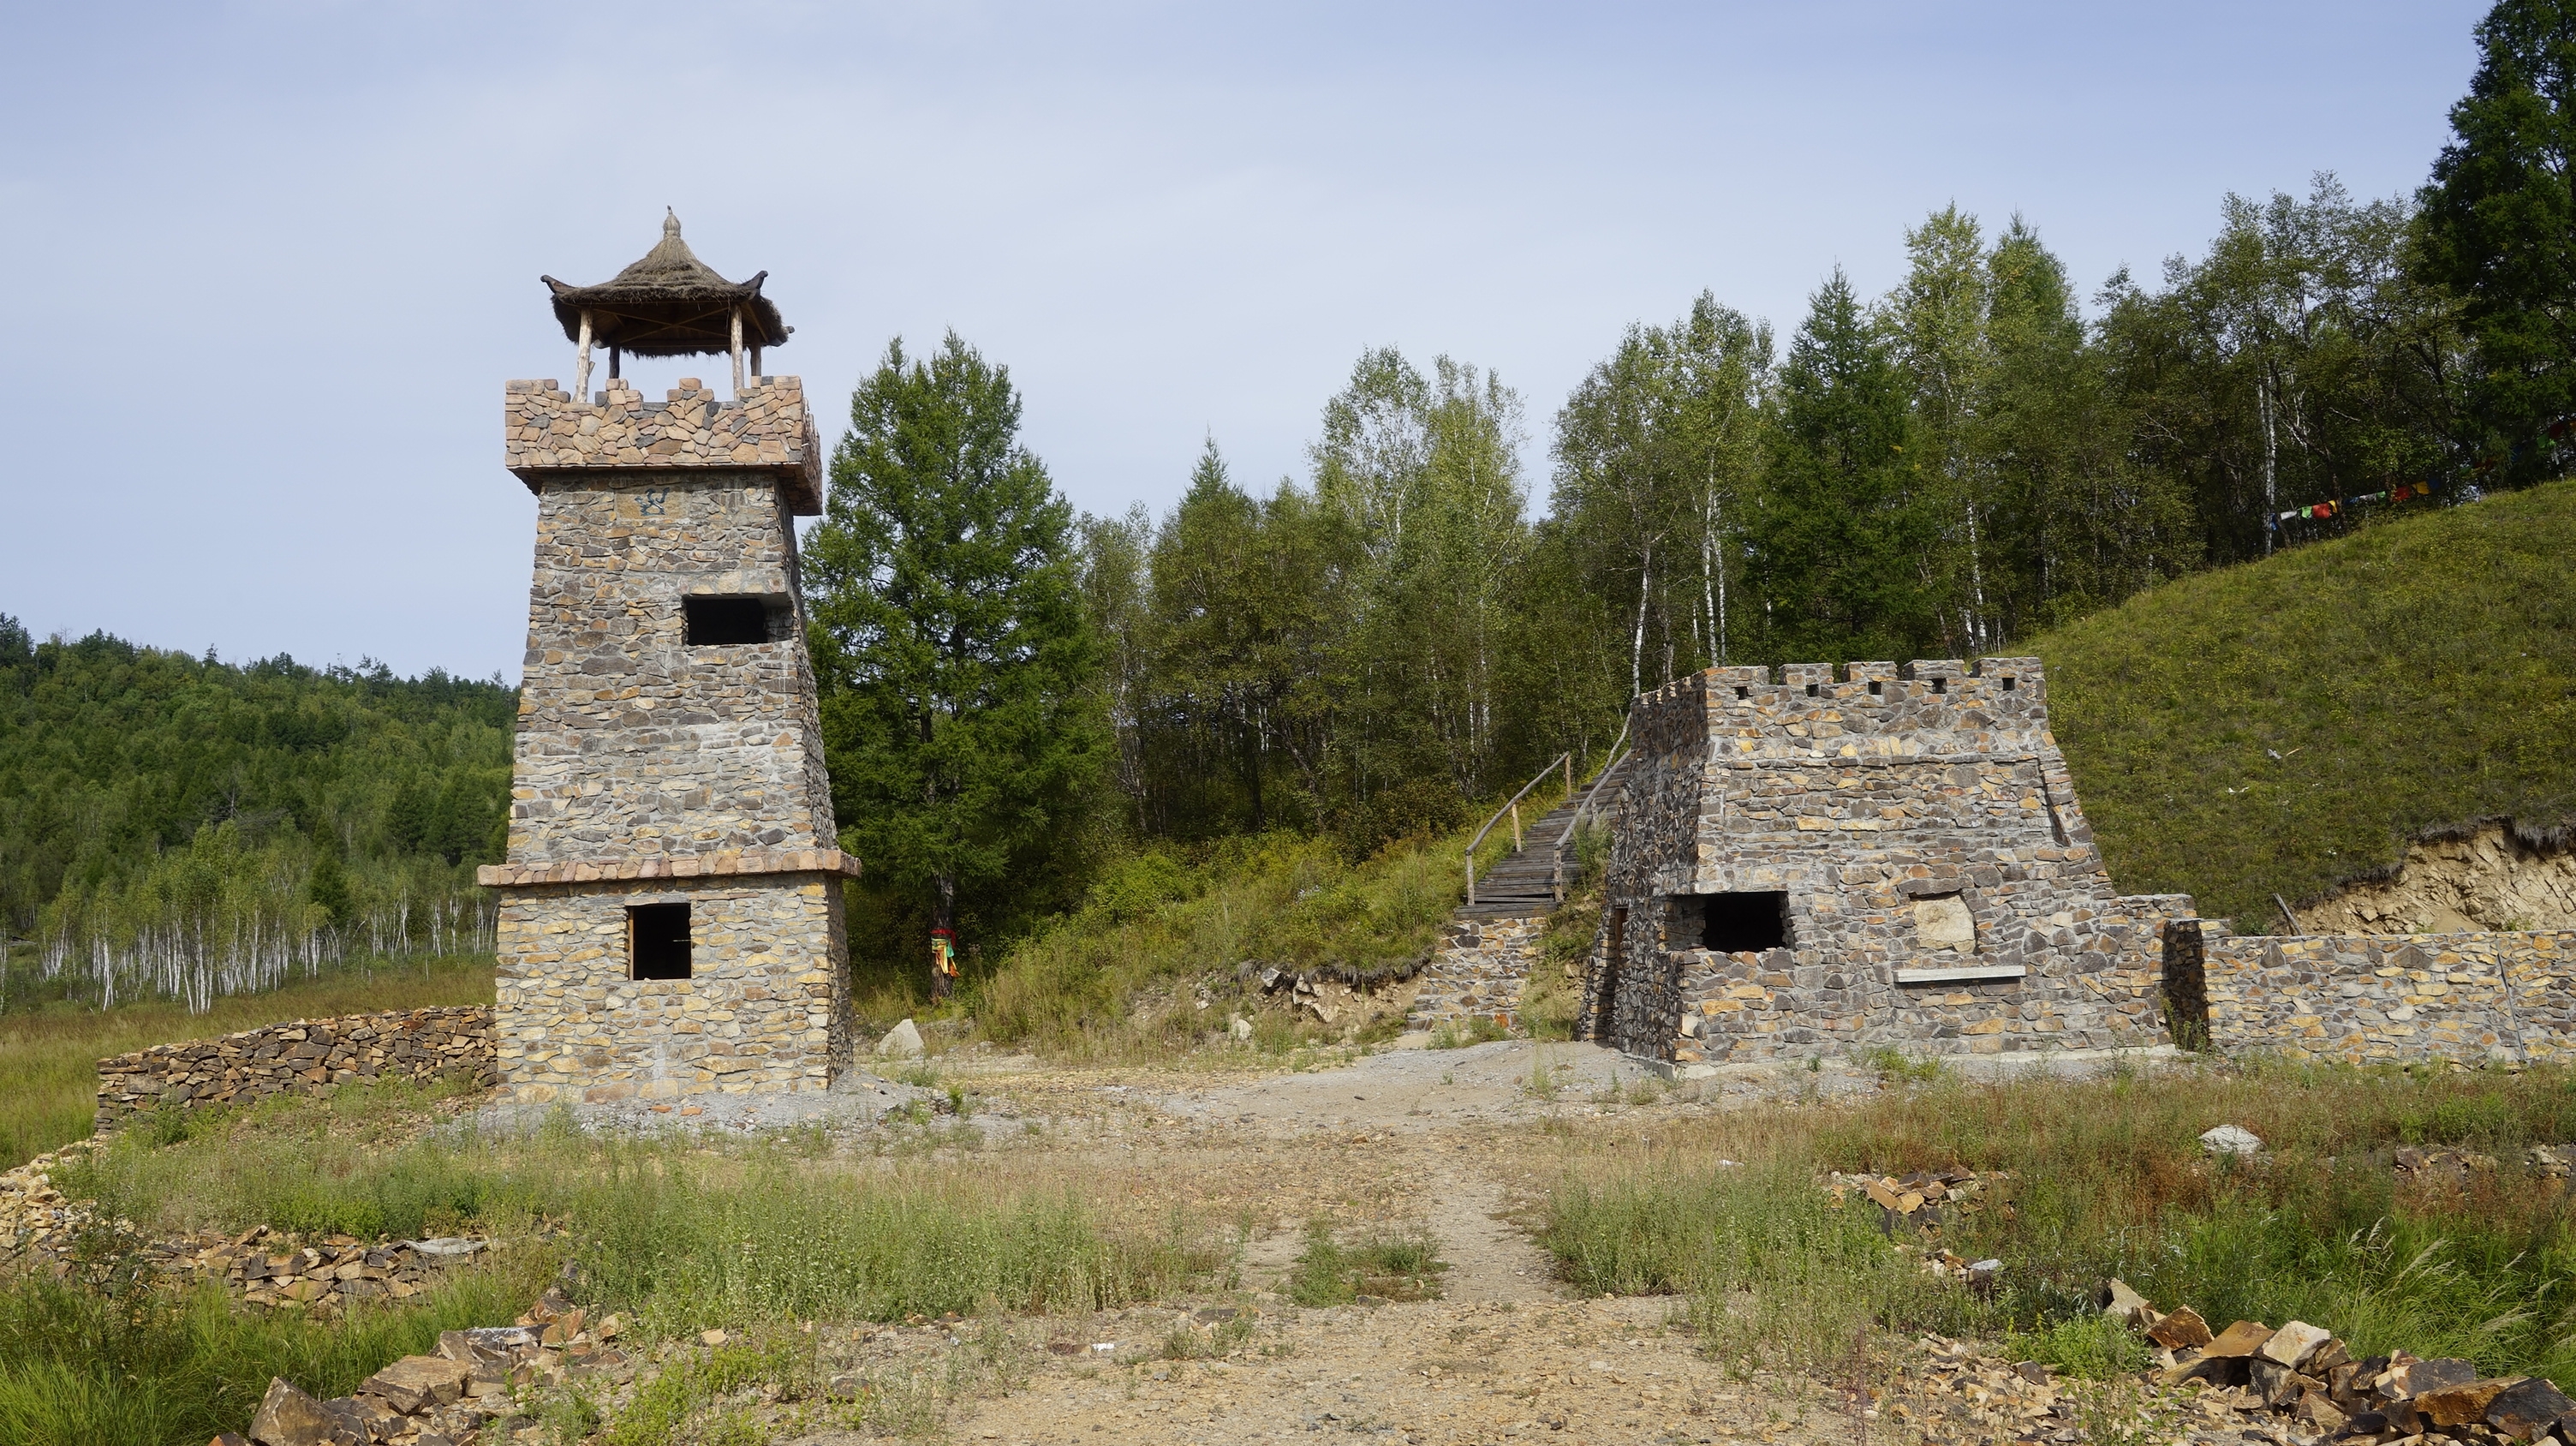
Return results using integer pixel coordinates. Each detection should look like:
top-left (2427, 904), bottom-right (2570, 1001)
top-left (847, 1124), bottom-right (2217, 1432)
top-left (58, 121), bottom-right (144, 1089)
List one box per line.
top-left (876, 1019), bottom-right (926, 1058)
top-left (2198, 1123), bottom-right (2263, 1154)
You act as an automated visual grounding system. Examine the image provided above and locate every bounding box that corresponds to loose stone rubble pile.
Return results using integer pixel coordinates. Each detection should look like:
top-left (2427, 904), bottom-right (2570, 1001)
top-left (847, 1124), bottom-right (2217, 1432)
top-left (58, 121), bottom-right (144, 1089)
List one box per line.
top-left (2106, 1278), bottom-right (2576, 1443)
top-left (0, 1136), bottom-right (107, 1270)
top-left (189, 1228), bottom-right (487, 1313)
top-left (94, 1007), bottom-right (494, 1133)
top-left (1889, 1335), bottom-right (2084, 1442)
top-left (3, 1139), bottom-right (492, 1316)
top-left (219, 1282), bottom-right (633, 1446)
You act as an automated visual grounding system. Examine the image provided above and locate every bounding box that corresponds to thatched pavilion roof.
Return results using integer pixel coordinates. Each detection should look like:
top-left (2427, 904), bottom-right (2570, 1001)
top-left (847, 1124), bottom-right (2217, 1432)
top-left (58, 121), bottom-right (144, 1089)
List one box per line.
top-left (541, 210), bottom-right (790, 358)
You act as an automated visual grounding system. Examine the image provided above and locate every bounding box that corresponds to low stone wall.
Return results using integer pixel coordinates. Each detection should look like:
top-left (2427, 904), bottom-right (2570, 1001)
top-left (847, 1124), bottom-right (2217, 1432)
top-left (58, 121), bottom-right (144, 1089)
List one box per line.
top-left (1407, 916), bottom-right (1546, 1030)
top-left (2189, 928), bottom-right (2576, 1062)
top-left (94, 1007), bottom-right (494, 1132)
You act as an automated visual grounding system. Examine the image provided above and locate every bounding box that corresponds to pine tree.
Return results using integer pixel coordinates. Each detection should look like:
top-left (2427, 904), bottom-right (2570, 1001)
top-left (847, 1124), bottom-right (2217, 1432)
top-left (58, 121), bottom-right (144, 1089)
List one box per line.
top-left (806, 333), bottom-right (1105, 998)
top-left (2418, 0), bottom-right (2576, 485)
top-left (306, 842), bottom-right (354, 930)
top-left (1756, 269), bottom-right (1939, 661)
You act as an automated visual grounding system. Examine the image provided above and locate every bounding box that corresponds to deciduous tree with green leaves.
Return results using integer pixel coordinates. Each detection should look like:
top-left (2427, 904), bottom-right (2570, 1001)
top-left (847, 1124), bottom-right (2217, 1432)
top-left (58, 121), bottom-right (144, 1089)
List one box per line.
top-left (806, 332), bottom-right (1105, 997)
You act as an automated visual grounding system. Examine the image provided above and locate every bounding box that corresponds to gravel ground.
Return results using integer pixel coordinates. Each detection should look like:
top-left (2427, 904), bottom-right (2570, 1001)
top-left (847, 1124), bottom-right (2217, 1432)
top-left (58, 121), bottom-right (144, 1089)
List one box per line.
top-left (468, 1068), bottom-right (961, 1138)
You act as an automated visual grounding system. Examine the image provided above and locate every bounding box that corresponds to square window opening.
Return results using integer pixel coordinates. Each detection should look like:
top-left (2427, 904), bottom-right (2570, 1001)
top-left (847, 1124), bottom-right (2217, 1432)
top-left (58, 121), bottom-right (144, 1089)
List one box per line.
top-left (1734, 685), bottom-right (1749, 700)
top-left (1804, 683), bottom-right (1819, 697)
top-left (1933, 677), bottom-right (1947, 694)
top-left (683, 595), bottom-right (779, 646)
top-left (1867, 679), bottom-right (1882, 696)
top-left (1703, 891), bottom-right (1790, 953)
top-left (629, 902), bottom-right (692, 979)
top-left (2001, 676), bottom-right (2017, 691)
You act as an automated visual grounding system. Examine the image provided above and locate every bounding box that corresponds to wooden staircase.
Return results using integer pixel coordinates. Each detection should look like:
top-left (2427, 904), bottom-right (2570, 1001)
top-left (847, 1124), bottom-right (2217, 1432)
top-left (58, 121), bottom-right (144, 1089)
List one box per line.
top-left (1407, 752), bottom-right (1632, 1030)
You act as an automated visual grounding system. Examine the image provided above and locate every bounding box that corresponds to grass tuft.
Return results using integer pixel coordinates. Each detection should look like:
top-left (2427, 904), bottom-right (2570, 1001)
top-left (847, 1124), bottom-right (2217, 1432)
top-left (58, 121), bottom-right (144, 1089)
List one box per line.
top-left (1285, 1218), bottom-right (1448, 1306)
top-left (1538, 1059), bottom-right (2576, 1387)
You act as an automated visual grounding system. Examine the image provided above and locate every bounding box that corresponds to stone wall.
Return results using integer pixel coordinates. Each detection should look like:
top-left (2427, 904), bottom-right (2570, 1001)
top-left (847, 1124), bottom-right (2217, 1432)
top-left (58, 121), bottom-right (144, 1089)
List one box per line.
top-left (504, 375), bottom-right (823, 511)
top-left (1407, 917), bottom-right (1546, 1030)
top-left (492, 875), bottom-right (849, 1103)
top-left (93, 1007), bottom-right (493, 1132)
top-left (1581, 658), bottom-right (2185, 1069)
top-left (2178, 923), bottom-right (2576, 1062)
top-left (491, 469), bottom-right (839, 869)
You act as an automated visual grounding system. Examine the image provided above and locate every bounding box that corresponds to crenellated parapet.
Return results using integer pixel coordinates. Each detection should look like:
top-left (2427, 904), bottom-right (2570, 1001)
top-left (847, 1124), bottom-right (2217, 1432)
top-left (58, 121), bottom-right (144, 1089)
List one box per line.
top-left (1633, 656), bottom-right (2054, 762)
top-left (503, 375), bottom-right (824, 514)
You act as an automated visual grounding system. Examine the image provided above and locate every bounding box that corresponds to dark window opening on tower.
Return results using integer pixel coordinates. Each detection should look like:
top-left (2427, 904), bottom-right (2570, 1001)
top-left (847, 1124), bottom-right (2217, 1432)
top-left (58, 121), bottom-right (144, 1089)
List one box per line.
top-left (1703, 891), bottom-right (1790, 953)
top-left (683, 595), bottom-right (778, 646)
top-left (629, 902), bottom-right (692, 979)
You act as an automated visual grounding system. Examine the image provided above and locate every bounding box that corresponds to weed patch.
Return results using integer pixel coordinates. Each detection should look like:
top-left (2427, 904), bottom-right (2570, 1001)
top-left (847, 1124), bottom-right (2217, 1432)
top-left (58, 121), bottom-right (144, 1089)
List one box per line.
top-left (1286, 1219), bottom-right (1447, 1306)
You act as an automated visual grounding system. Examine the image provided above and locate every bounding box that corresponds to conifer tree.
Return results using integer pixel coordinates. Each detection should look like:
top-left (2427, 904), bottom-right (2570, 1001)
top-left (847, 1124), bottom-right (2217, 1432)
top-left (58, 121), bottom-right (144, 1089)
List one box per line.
top-left (2417, 0), bottom-right (2576, 484)
top-left (1756, 270), bottom-right (1938, 661)
top-left (806, 333), bottom-right (1104, 997)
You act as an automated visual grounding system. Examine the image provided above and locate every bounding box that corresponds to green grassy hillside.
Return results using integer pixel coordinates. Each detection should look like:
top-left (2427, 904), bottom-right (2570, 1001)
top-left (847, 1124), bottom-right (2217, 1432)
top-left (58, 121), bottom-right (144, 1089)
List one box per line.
top-left (2039, 480), bottom-right (2576, 933)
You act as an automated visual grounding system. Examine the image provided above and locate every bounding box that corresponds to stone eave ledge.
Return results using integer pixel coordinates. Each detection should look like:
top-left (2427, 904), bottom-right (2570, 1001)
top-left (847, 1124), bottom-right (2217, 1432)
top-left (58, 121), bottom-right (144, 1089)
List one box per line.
top-left (477, 848), bottom-right (862, 888)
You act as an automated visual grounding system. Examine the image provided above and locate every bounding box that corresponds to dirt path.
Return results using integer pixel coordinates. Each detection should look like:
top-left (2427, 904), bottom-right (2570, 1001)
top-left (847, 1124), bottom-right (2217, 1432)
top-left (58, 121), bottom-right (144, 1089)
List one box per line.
top-left (802, 1041), bottom-right (1855, 1446)
top-left (939, 1294), bottom-right (1856, 1446)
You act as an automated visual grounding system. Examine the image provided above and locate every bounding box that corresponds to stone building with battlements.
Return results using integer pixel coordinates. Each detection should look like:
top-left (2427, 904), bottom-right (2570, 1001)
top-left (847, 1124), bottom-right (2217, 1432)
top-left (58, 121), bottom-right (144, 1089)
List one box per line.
top-left (1578, 658), bottom-right (2190, 1069)
top-left (476, 215), bottom-right (856, 1104)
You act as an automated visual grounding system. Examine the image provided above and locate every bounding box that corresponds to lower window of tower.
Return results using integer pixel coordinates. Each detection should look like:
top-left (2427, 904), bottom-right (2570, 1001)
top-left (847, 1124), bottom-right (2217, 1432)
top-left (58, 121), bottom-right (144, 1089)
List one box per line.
top-left (1702, 891), bottom-right (1790, 953)
top-left (629, 902), bottom-right (692, 980)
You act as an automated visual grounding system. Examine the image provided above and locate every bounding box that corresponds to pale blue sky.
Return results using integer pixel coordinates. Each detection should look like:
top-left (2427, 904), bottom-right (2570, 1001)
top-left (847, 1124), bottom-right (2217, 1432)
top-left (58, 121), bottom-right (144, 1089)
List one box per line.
top-left (0, 2), bottom-right (2484, 680)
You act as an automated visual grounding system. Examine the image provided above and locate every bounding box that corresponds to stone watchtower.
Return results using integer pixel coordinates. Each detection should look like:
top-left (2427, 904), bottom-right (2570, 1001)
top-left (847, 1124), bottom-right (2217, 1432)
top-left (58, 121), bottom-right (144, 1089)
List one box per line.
top-left (476, 213), bottom-right (857, 1104)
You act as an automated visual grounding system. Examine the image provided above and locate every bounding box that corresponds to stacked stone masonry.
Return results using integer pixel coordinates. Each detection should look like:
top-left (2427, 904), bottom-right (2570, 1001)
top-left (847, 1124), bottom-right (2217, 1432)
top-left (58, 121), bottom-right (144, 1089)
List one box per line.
top-left (2172, 923), bottom-right (2576, 1062)
top-left (504, 375), bottom-right (824, 511)
top-left (93, 1007), bottom-right (493, 1133)
top-left (495, 466), bottom-right (837, 866)
top-left (487, 373), bottom-right (854, 1105)
top-left (1580, 658), bottom-right (2191, 1069)
top-left (1409, 917), bottom-right (1545, 1029)
top-left (494, 876), bottom-right (849, 1103)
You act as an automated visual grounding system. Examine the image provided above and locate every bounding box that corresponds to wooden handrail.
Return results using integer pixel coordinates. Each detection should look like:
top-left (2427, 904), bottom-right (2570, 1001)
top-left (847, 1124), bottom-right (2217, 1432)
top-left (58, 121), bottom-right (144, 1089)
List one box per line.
top-left (1465, 753), bottom-right (1572, 905)
top-left (1551, 716), bottom-right (1634, 900)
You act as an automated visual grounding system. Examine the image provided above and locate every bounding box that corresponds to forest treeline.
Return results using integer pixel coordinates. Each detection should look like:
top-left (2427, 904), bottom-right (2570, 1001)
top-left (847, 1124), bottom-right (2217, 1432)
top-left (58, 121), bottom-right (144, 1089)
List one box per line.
top-left (1074, 180), bottom-right (2508, 849)
top-left (0, 618), bottom-right (510, 1010)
